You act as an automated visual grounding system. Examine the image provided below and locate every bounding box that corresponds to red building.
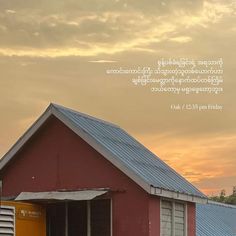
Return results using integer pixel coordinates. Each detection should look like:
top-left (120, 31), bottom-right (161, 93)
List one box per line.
top-left (0, 104), bottom-right (207, 236)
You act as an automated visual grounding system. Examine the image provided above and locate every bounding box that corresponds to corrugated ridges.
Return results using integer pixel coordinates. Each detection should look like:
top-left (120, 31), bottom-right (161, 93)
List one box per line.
top-left (54, 103), bottom-right (205, 198)
top-left (196, 201), bottom-right (236, 236)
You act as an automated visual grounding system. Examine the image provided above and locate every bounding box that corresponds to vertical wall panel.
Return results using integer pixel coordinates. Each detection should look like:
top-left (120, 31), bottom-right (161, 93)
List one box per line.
top-left (188, 202), bottom-right (196, 236)
top-left (174, 203), bottom-right (185, 236)
top-left (148, 196), bottom-right (160, 236)
top-left (161, 201), bottom-right (172, 236)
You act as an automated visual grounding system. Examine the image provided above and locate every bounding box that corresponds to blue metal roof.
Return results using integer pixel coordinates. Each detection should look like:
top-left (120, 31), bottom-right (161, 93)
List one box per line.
top-left (196, 201), bottom-right (236, 236)
top-left (53, 104), bottom-right (206, 199)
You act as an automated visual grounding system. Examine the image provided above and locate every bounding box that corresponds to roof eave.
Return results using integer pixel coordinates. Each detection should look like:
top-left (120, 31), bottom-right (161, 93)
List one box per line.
top-left (150, 186), bottom-right (208, 204)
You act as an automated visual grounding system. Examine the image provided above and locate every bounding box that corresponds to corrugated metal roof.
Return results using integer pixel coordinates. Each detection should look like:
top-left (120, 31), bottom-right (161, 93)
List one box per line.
top-left (196, 201), bottom-right (236, 236)
top-left (16, 190), bottom-right (107, 201)
top-left (53, 104), bottom-right (206, 199)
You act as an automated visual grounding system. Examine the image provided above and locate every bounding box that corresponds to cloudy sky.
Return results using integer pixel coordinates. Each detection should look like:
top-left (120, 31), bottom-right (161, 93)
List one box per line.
top-left (0, 0), bottom-right (235, 195)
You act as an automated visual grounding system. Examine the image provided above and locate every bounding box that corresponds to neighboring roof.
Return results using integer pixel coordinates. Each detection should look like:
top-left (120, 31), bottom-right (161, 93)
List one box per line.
top-left (0, 103), bottom-right (207, 203)
top-left (196, 201), bottom-right (236, 236)
top-left (15, 190), bottom-right (108, 201)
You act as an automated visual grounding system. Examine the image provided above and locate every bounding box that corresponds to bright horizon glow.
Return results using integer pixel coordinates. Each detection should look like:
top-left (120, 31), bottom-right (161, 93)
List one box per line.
top-left (0, 0), bottom-right (235, 196)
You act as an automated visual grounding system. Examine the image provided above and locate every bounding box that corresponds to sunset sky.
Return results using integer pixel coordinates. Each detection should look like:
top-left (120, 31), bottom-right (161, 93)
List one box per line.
top-left (0, 0), bottom-right (235, 196)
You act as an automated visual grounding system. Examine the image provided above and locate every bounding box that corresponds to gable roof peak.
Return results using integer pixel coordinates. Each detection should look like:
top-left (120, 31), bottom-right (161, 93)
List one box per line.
top-left (0, 103), bottom-right (207, 203)
top-left (50, 103), bottom-right (120, 129)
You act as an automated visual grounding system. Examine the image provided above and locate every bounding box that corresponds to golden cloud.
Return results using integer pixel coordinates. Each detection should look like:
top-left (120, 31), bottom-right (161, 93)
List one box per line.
top-left (0, 0), bottom-right (234, 57)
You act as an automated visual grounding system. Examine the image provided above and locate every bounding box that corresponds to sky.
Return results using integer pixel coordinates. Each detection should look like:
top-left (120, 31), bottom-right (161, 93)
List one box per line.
top-left (0, 0), bottom-right (235, 196)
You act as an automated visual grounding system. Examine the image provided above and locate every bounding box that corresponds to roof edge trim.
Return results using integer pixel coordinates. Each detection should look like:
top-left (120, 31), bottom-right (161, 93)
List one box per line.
top-left (52, 103), bottom-right (120, 128)
top-left (0, 105), bottom-right (53, 170)
top-left (150, 186), bottom-right (208, 204)
top-left (207, 200), bottom-right (236, 209)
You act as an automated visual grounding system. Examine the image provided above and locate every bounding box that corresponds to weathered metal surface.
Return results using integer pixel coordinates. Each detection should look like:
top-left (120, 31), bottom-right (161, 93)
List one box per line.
top-left (15, 190), bottom-right (107, 201)
top-left (196, 201), bottom-right (236, 236)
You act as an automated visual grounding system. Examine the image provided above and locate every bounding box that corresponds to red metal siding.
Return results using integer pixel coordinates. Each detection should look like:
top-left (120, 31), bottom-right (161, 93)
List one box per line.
top-left (2, 116), bottom-right (150, 236)
top-left (1, 116), bottom-right (196, 236)
top-left (148, 195), bottom-right (160, 236)
top-left (187, 202), bottom-right (196, 236)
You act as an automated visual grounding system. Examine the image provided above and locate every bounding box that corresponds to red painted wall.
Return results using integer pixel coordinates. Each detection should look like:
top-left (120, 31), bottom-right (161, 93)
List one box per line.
top-left (148, 196), bottom-right (196, 236)
top-left (2, 116), bottom-right (150, 236)
top-left (188, 202), bottom-right (196, 236)
top-left (1, 115), bottom-right (196, 236)
top-left (148, 195), bottom-right (160, 236)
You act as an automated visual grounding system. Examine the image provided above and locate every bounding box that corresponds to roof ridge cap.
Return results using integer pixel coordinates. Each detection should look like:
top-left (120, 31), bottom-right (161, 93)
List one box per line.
top-left (51, 103), bottom-right (120, 128)
top-left (208, 200), bottom-right (236, 209)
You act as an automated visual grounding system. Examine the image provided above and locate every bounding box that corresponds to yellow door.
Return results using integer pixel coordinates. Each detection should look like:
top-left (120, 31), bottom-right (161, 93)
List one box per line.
top-left (0, 201), bottom-right (46, 236)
